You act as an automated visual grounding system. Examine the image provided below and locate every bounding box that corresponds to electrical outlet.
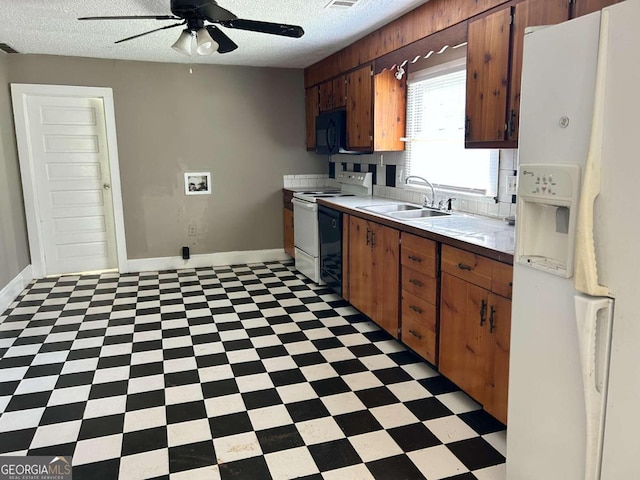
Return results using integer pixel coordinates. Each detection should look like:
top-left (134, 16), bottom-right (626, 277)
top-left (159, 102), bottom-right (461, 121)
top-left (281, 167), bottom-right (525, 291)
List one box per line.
top-left (506, 175), bottom-right (518, 195)
top-left (188, 224), bottom-right (197, 236)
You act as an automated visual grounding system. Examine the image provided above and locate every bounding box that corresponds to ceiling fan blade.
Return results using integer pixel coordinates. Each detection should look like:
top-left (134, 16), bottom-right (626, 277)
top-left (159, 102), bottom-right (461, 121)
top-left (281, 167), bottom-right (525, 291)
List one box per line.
top-left (79, 15), bottom-right (180, 21)
top-left (219, 19), bottom-right (304, 38)
top-left (206, 25), bottom-right (238, 54)
top-left (198, 2), bottom-right (237, 22)
top-left (114, 22), bottom-right (185, 44)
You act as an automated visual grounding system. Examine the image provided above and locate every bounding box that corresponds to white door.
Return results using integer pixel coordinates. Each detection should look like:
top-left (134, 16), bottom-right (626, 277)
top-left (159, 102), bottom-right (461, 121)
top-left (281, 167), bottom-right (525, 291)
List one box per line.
top-left (12, 87), bottom-right (124, 276)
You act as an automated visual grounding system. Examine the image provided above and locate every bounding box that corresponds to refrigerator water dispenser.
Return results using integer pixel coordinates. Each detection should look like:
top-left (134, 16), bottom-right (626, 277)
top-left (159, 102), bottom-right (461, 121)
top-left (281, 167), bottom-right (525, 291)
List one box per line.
top-left (516, 164), bottom-right (581, 277)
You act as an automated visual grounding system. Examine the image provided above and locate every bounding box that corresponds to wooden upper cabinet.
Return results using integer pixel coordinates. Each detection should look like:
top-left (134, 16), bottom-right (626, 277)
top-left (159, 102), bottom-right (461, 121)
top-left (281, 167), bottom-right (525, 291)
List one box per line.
top-left (305, 86), bottom-right (319, 150)
top-left (465, 8), bottom-right (512, 145)
top-left (319, 76), bottom-right (346, 112)
top-left (346, 65), bottom-right (374, 151)
top-left (374, 69), bottom-right (406, 152)
top-left (508, 0), bottom-right (570, 141)
top-left (332, 76), bottom-right (346, 109)
top-left (573, 0), bottom-right (623, 17)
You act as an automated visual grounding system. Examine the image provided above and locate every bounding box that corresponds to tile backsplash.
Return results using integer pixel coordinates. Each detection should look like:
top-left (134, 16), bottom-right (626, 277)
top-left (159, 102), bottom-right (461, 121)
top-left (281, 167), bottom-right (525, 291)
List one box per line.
top-left (283, 174), bottom-right (337, 189)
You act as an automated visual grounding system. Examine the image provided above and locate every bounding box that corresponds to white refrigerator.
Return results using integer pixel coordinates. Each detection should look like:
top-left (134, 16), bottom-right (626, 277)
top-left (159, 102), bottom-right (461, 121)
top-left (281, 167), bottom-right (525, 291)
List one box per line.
top-left (507, 2), bottom-right (640, 480)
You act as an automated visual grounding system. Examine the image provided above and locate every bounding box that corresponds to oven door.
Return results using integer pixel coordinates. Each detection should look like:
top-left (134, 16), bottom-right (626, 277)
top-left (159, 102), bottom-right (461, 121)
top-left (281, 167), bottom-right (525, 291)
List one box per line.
top-left (319, 205), bottom-right (342, 296)
top-left (292, 197), bottom-right (318, 257)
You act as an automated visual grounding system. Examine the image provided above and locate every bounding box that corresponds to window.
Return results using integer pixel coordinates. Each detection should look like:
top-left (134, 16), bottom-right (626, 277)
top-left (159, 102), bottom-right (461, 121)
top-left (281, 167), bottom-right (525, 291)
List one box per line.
top-left (405, 58), bottom-right (498, 196)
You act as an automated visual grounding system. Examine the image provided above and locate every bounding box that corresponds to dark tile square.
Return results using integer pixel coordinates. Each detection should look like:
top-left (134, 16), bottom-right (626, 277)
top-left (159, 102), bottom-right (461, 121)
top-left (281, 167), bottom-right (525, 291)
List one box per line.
top-left (419, 375), bottom-right (460, 395)
top-left (310, 377), bottom-right (350, 397)
top-left (164, 370), bottom-right (200, 387)
top-left (89, 380), bottom-right (128, 400)
top-left (24, 363), bottom-right (64, 378)
top-left (5, 391), bottom-right (51, 412)
top-left (308, 438), bottom-right (362, 471)
top-left (166, 400), bottom-right (207, 424)
top-left (373, 367), bottom-right (413, 385)
top-left (246, 326), bottom-right (275, 338)
top-left (40, 402), bottom-right (86, 425)
top-left (405, 397), bottom-right (453, 421)
top-left (388, 350), bottom-right (422, 366)
top-left (67, 347), bottom-right (101, 361)
top-left (132, 340), bottom-right (162, 353)
top-left (334, 410), bottom-right (383, 436)
top-left (223, 339), bottom-right (254, 351)
top-left (312, 338), bottom-right (343, 350)
top-left (355, 387), bottom-right (399, 409)
top-left (78, 414), bottom-right (125, 440)
top-left (122, 426), bottom-right (168, 456)
top-left (366, 454), bottom-right (427, 480)
top-left (209, 412), bottom-right (253, 438)
top-left (72, 458), bottom-right (120, 480)
top-left (269, 369), bottom-right (306, 387)
top-left (277, 331), bottom-right (307, 344)
top-left (169, 441), bottom-right (216, 473)
top-left (28, 442), bottom-right (75, 457)
top-left (331, 359), bottom-right (367, 375)
top-left (242, 389), bottom-right (282, 410)
top-left (349, 344), bottom-right (382, 358)
top-left (219, 455), bottom-right (271, 480)
top-left (286, 399), bottom-right (330, 422)
top-left (459, 409), bottom-right (505, 435)
top-left (202, 379), bottom-right (239, 399)
top-left (196, 352), bottom-right (228, 368)
top-left (388, 423), bottom-right (442, 452)
top-left (0, 381), bottom-right (19, 396)
top-left (163, 346), bottom-right (195, 360)
top-left (447, 437), bottom-right (505, 470)
top-left (0, 428), bottom-right (36, 454)
top-left (126, 389), bottom-right (165, 412)
top-left (55, 371), bottom-right (95, 389)
top-left (231, 361), bottom-right (266, 377)
top-left (293, 352), bottom-right (326, 367)
top-left (256, 424), bottom-right (304, 454)
top-left (130, 361), bottom-right (164, 378)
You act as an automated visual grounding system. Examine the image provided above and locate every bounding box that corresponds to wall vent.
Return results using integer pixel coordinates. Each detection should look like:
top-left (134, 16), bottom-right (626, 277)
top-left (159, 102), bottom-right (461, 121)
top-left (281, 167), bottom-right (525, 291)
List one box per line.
top-left (325, 0), bottom-right (360, 9)
top-left (0, 43), bottom-right (19, 54)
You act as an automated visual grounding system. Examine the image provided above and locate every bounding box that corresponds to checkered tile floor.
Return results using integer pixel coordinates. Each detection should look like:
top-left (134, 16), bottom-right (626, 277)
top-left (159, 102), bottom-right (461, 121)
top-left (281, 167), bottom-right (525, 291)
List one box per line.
top-left (0, 261), bottom-right (506, 479)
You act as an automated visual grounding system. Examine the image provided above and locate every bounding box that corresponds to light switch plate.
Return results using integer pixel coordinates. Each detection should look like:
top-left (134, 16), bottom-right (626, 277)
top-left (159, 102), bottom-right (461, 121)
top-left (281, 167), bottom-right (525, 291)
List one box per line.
top-left (506, 175), bottom-right (518, 195)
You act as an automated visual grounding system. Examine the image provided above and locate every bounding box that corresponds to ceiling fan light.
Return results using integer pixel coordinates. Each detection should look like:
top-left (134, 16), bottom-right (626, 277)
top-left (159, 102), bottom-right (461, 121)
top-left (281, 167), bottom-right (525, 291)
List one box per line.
top-left (171, 29), bottom-right (192, 56)
top-left (196, 27), bottom-right (219, 55)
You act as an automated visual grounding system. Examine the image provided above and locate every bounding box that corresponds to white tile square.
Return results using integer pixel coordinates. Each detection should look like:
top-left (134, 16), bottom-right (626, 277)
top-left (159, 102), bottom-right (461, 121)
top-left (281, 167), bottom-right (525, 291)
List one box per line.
top-left (436, 391), bottom-right (481, 414)
top-left (165, 384), bottom-right (204, 405)
top-left (473, 463), bottom-right (506, 480)
top-left (321, 347), bottom-right (356, 363)
top-left (60, 358), bottom-right (100, 375)
top-left (118, 448), bottom-right (170, 480)
top-left (30, 420), bottom-right (82, 448)
top-left (93, 366), bottom-right (130, 384)
top-left (218, 329), bottom-right (249, 342)
top-left (284, 341), bottom-right (317, 356)
top-left (247, 405), bottom-right (293, 431)
top-left (296, 417), bottom-right (344, 446)
top-left (83, 395), bottom-right (127, 419)
top-left (0, 407), bottom-right (45, 431)
top-left (408, 445), bottom-right (469, 480)
top-left (205, 393), bottom-right (246, 418)
top-left (47, 385), bottom-right (92, 406)
top-left (250, 335), bottom-right (281, 348)
top-left (322, 463), bottom-right (375, 480)
top-left (424, 416), bottom-right (478, 444)
top-left (167, 419), bottom-right (212, 447)
top-left (130, 349), bottom-right (164, 365)
top-left (342, 372), bottom-right (384, 391)
top-left (300, 364), bottom-right (338, 382)
top-left (198, 365), bottom-right (234, 382)
top-left (276, 383), bottom-right (317, 404)
top-left (262, 356), bottom-right (298, 373)
top-left (321, 392), bottom-right (366, 416)
top-left (387, 381), bottom-right (432, 402)
top-left (133, 331), bottom-right (162, 343)
top-left (162, 336), bottom-right (193, 350)
top-left (226, 349), bottom-right (260, 364)
top-left (236, 373), bottom-right (274, 393)
top-left (14, 376), bottom-right (58, 395)
top-left (3, 344), bottom-right (40, 358)
top-left (99, 343), bottom-right (133, 357)
top-left (124, 406), bottom-right (167, 433)
top-left (349, 430), bottom-right (403, 463)
top-left (193, 342), bottom-right (224, 356)
top-left (163, 357), bottom-right (197, 373)
top-left (401, 362), bottom-right (439, 380)
top-left (73, 434), bottom-right (123, 465)
top-left (127, 374), bottom-right (165, 395)
top-left (170, 465), bottom-right (221, 480)
top-left (359, 355), bottom-right (397, 371)
top-left (264, 446), bottom-right (319, 480)
top-left (213, 432), bottom-right (262, 463)
top-left (370, 403), bottom-right (419, 429)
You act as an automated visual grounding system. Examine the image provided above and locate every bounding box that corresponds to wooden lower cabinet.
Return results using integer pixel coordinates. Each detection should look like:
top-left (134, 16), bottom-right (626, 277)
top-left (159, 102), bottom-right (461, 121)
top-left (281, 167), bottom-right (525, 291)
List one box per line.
top-left (439, 271), bottom-right (511, 424)
top-left (348, 215), bottom-right (400, 337)
top-left (283, 208), bottom-right (294, 258)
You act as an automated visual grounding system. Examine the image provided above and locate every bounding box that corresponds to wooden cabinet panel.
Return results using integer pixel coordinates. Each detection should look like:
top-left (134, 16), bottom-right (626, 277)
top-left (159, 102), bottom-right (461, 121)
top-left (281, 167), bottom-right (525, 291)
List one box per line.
top-left (346, 65), bottom-right (373, 150)
top-left (508, 0), bottom-right (570, 140)
top-left (305, 86), bottom-right (319, 149)
top-left (402, 268), bottom-right (437, 305)
top-left (573, 0), bottom-right (622, 16)
top-left (465, 8), bottom-right (512, 143)
top-left (333, 77), bottom-right (346, 109)
top-left (319, 76), bottom-right (346, 111)
top-left (319, 81), bottom-right (333, 112)
top-left (371, 223), bottom-right (400, 337)
top-left (342, 214), bottom-right (351, 302)
top-left (373, 69), bottom-right (406, 152)
top-left (441, 244), bottom-right (493, 290)
top-left (348, 216), bottom-right (374, 319)
top-left (402, 291), bottom-right (437, 329)
top-left (491, 260), bottom-right (513, 299)
top-left (484, 293), bottom-right (511, 424)
top-left (440, 272), bottom-right (489, 401)
top-left (402, 316), bottom-right (438, 365)
top-left (401, 233), bottom-right (437, 277)
top-left (283, 208), bottom-right (294, 259)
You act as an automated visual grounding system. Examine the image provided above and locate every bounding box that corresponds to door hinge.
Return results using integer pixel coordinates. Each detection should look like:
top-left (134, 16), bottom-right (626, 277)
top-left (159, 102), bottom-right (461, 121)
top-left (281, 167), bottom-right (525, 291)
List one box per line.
top-left (465, 116), bottom-right (471, 141)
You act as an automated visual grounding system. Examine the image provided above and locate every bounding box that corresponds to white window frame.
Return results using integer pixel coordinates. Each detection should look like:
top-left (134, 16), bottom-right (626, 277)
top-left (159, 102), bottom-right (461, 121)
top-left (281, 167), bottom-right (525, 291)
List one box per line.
top-left (404, 57), bottom-right (499, 198)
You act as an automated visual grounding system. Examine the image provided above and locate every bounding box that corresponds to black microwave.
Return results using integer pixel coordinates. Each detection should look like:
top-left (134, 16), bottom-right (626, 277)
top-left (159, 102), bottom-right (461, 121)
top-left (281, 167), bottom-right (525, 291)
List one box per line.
top-left (315, 110), bottom-right (346, 155)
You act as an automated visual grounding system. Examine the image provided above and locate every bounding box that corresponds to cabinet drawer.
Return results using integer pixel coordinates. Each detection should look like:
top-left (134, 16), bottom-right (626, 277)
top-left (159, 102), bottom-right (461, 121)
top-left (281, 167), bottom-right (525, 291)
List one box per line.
top-left (402, 268), bottom-right (437, 305)
top-left (401, 233), bottom-right (437, 277)
top-left (402, 291), bottom-right (437, 330)
top-left (492, 261), bottom-right (513, 299)
top-left (402, 316), bottom-right (437, 365)
top-left (441, 244), bottom-right (492, 290)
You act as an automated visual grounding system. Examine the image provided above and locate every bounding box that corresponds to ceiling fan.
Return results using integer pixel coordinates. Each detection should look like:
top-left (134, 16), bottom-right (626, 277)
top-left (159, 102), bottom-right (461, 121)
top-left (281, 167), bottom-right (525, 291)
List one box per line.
top-left (79, 0), bottom-right (305, 55)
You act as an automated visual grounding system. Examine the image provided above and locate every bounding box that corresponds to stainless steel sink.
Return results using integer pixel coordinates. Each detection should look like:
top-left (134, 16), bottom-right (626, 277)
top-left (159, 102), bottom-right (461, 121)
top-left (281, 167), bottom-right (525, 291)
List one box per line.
top-left (358, 204), bottom-right (422, 214)
top-left (389, 209), bottom-right (451, 219)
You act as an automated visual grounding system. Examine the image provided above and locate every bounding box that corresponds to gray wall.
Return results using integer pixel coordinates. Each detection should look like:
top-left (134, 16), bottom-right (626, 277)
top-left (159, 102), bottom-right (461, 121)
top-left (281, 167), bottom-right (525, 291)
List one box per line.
top-left (0, 55), bottom-right (29, 290)
top-left (8, 55), bottom-right (325, 260)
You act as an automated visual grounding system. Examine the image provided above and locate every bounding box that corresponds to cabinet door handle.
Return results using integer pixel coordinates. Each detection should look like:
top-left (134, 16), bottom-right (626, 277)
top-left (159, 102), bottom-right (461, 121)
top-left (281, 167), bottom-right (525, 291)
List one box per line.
top-left (457, 263), bottom-right (472, 271)
top-left (409, 278), bottom-right (423, 288)
top-left (480, 299), bottom-right (487, 326)
top-left (366, 229), bottom-right (371, 246)
top-left (408, 255), bottom-right (422, 263)
top-left (409, 329), bottom-right (423, 340)
top-left (489, 305), bottom-right (496, 333)
top-left (371, 231), bottom-right (376, 247)
top-left (409, 305), bottom-right (423, 314)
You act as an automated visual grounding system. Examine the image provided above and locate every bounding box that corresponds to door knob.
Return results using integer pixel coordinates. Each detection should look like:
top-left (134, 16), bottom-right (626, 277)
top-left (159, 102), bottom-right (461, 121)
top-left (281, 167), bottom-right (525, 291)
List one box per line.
top-left (103, 183), bottom-right (111, 190)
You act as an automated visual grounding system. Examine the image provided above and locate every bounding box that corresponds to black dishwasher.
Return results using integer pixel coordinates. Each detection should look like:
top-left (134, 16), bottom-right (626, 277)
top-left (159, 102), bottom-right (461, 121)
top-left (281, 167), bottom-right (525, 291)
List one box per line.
top-left (318, 205), bottom-right (342, 296)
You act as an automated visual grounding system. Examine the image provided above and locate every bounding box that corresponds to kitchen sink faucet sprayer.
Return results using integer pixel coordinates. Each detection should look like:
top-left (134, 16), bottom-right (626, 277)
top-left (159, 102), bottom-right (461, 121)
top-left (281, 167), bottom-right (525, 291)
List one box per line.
top-left (405, 175), bottom-right (435, 208)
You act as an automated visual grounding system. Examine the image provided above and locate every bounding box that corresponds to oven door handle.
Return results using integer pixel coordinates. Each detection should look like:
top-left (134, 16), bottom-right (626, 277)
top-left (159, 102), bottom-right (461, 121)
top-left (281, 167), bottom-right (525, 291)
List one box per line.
top-left (292, 198), bottom-right (318, 210)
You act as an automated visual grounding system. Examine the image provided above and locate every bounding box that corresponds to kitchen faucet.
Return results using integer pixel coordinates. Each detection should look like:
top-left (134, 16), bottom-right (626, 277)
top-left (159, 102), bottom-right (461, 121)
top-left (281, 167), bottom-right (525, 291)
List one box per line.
top-left (405, 175), bottom-right (435, 208)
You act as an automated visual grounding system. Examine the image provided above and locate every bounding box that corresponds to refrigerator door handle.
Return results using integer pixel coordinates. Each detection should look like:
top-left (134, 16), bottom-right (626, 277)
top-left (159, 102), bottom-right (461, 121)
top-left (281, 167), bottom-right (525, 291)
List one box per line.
top-left (574, 294), bottom-right (614, 480)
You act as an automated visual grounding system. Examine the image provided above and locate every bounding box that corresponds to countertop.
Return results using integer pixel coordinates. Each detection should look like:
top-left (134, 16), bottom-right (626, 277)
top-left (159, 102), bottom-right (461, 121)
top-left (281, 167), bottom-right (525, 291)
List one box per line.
top-left (315, 195), bottom-right (515, 264)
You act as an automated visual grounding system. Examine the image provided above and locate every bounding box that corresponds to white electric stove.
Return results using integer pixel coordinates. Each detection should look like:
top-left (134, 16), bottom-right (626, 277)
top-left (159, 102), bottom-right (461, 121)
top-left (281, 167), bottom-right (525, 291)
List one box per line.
top-left (292, 172), bottom-right (373, 283)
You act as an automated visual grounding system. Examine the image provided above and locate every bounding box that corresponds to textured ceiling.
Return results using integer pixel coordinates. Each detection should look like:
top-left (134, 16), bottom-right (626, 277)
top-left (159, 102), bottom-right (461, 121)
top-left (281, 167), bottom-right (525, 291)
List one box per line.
top-left (0, 0), bottom-right (429, 68)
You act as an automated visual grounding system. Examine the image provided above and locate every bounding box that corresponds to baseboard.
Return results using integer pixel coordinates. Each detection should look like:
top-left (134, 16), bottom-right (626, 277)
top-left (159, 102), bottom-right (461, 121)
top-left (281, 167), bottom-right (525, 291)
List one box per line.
top-left (0, 265), bottom-right (34, 316)
top-left (127, 249), bottom-right (292, 273)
